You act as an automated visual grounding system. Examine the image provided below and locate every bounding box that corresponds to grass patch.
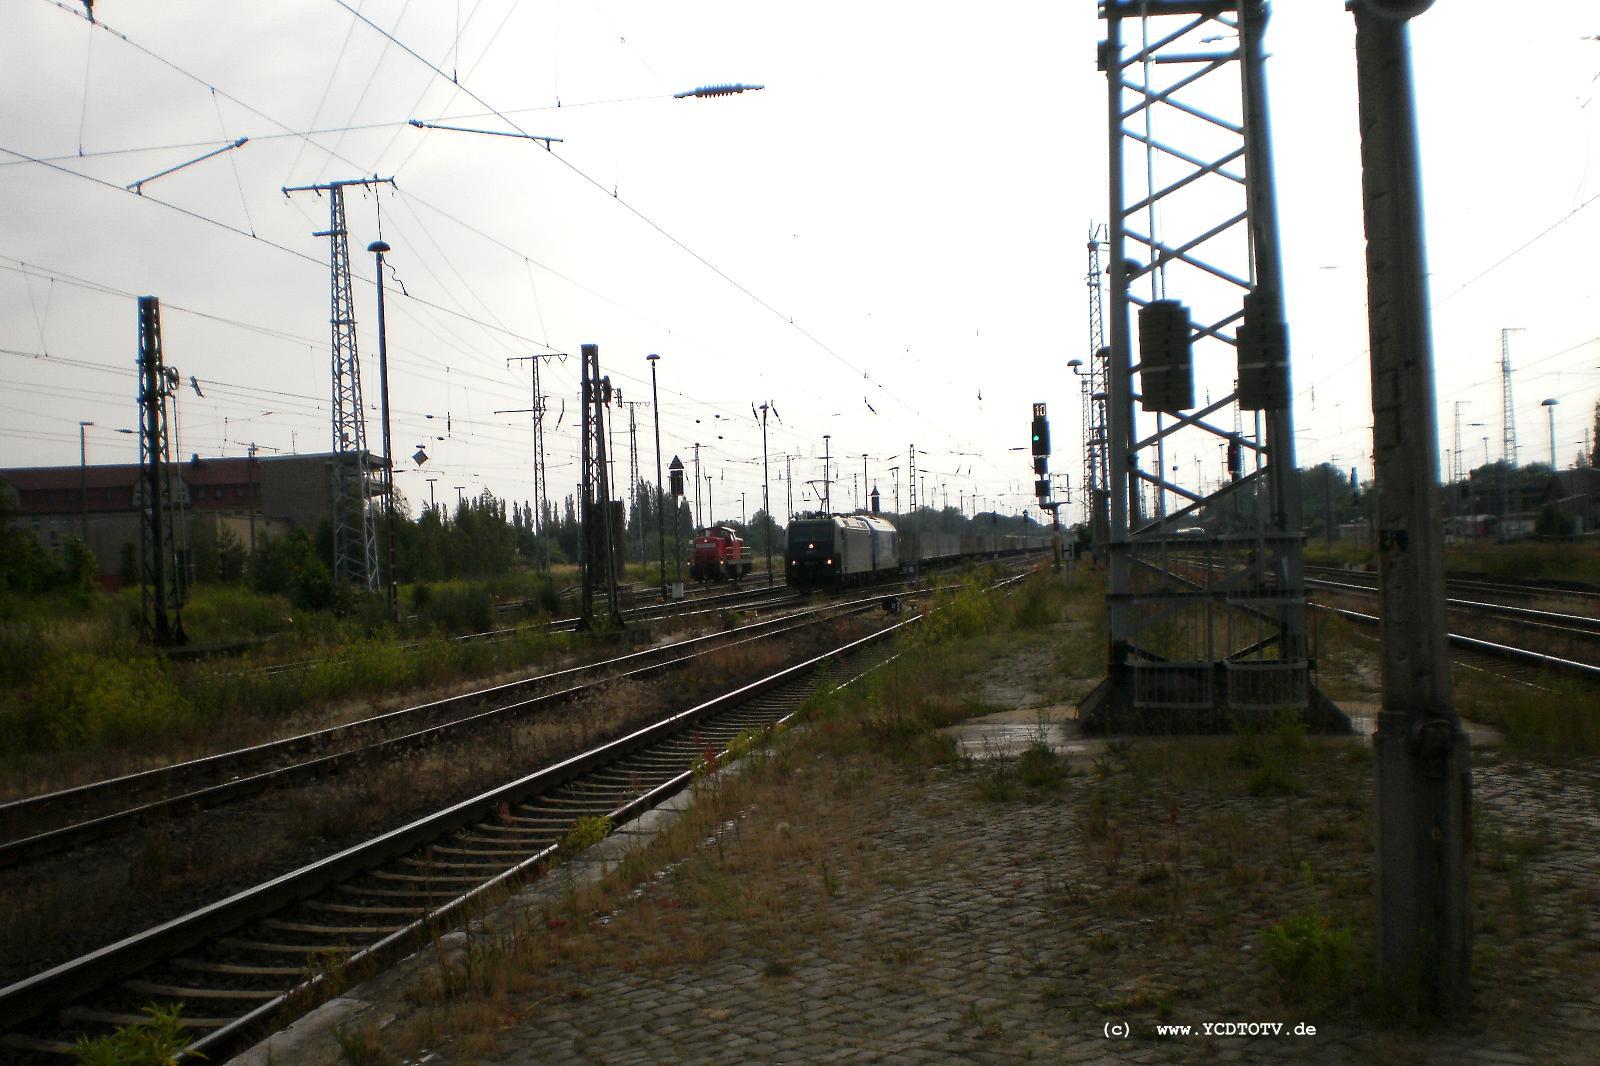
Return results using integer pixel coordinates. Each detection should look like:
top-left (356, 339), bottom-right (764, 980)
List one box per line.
top-left (1455, 675), bottom-right (1600, 756)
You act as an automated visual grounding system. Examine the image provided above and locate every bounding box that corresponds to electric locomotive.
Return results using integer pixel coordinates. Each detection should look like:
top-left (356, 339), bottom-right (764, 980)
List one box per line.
top-left (785, 512), bottom-right (900, 587)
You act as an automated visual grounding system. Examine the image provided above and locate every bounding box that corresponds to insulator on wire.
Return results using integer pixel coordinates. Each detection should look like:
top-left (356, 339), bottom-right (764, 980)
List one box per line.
top-left (1236, 290), bottom-right (1289, 410)
top-left (673, 83), bottom-right (765, 99)
top-left (1137, 299), bottom-right (1194, 414)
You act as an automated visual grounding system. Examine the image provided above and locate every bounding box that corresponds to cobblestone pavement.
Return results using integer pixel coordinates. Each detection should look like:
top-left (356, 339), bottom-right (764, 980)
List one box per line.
top-left (372, 744), bottom-right (1595, 1066)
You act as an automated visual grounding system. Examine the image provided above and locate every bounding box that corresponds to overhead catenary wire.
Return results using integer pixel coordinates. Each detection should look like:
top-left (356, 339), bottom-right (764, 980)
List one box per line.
top-left (21, 0), bottom-right (1026, 505)
top-left (330, 0), bottom-right (1026, 492)
top-left (0, 144), bottom-right (565, 358)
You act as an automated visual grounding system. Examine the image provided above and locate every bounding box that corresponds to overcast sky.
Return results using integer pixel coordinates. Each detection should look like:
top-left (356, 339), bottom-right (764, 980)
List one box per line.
top-left (2, 1), bottom-right (1596, 526)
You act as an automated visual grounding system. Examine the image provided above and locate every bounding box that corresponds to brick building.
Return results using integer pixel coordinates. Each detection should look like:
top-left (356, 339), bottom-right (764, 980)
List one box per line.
top-left (0, 452), bottom-right (380, 582)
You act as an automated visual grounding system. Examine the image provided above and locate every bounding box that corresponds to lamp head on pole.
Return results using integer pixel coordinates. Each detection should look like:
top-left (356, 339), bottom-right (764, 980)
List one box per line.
top-left (367, 240), bottom-right (391, 255)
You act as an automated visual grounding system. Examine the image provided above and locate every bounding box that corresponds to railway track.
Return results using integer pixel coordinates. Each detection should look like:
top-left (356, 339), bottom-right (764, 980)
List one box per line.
top-left (1310, 601), bottom-right (1600, 682)
top-left (1131, 555), bottom-right (1600, 682)
top-left (1306, 575), bottom-right (1600, 643)
top-left (253, 580), bottom-right (798, 680)
top-left (1304, 563), bottom-right (1600, 608)
top-left (0, 569), bottom-right (1033, 1059)
top-left (0, 584), bottom-right (916, 870)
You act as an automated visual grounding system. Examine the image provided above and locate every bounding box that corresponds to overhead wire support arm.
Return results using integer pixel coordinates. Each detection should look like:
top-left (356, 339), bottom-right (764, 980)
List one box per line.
top-left (408, 119), bottom-right (562, 150)
top-left (281, 174), bottom-right (396, 196)
top-left (126, 137), bottom-right (248, 194)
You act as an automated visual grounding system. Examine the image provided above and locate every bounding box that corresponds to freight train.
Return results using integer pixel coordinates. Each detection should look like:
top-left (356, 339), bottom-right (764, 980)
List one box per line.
top-left (784, 512), bottom-right (1050, 589)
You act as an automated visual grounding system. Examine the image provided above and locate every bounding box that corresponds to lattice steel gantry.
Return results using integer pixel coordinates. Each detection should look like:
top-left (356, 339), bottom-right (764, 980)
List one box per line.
top-left (1081, 0), bottom-right (1344, 733)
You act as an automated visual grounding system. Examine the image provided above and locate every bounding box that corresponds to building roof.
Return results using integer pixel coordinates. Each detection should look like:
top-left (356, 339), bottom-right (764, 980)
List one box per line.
top-left (1, 452), bottom-right (376, 516)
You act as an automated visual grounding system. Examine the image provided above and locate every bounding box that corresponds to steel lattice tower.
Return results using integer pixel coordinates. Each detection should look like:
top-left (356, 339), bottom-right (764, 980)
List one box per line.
top-left (1500, 327), bottom-right (1521, 467)
top-left (1082, 0), bottom-right (1331, 733)
top-left (578, 344), bottom-right (623, 629)
top-left (1084, 227), bottom-right (1111, 550)
top-left (136, 296), bottom-right (187, 645)
top-left (507, 352), bottom-right (560, 569)
top-left (283, 176), bottom-right (394, 592)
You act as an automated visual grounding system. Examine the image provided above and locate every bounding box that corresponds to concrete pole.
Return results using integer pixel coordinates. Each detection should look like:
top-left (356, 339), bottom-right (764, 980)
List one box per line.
top-left (248, 443), bottom-right (258, 555)
top-left (649, 354), bottom-right (667, 600)
top-left (693, 443), bottom-right (702, 528)
top-left (1352, 0), bottom-right (1471, 1014)
top-left (78, 420), bottom-right (93, 543)
top-left (761, 404), bottom-right (773, 586)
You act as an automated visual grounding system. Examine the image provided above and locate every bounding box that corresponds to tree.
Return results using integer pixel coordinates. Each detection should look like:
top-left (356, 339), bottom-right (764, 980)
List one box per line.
top-left (251, 528), bottom-right (335, 610)
top-left (1590, 399), bottom-right (1599, 467)
top-left (189, 516), bottom-right (246, 585)
top-left (0, 485), bottom-right (97, 598)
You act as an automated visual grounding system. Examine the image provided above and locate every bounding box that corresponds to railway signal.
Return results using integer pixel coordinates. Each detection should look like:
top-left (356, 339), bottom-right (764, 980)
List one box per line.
top-left (669, 456), bottom-right (685, 497)
top-left (668, 456), bottom-right (686, 594)
top-left (1030, 402), bottom-right (1050, 457)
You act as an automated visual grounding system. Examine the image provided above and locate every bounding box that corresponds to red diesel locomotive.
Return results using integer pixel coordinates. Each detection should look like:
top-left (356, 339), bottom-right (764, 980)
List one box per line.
top-left (689, 525), bottom-right (753, 582)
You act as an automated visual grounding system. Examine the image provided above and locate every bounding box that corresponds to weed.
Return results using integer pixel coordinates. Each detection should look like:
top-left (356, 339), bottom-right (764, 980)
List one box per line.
top-left (975, 757), bottom-right (1018, 802)
top-left (558, 815), bottom-right (613, 858)
top-left (1259, 913), bottom-right (1354, 1005)
top-left (1507, 854), bottom-right (1536, 936)
top-left (333, 1022), bottom-right (389, 1065)
top-left (71, 1002), bottom-right (198, 1065)
top-left (1013, 576), bottom-right (1059, 629)
top-left (1248, 762), bottom-right (1306, 797)
top-left (820, 861), bottom-right (840, 898)
top-left (1016, 742), bottom-right (1064, 789)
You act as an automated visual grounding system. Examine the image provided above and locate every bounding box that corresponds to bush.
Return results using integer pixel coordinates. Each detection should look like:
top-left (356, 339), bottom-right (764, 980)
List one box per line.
top-left (412, 582), bottom-right (494, 633)
top-left (15, 650), bottom-right (193, 751)
top-left (0, 623), bottom-right (48, 687)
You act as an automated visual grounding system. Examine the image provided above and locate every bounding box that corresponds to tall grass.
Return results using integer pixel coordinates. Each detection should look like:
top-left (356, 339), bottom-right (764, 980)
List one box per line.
top-left (181, 585), bottom-right (296, 642)
top-left (1445, 540), bottom-right (1600, 585)
top-left (1454, 674), bottom-right (1600, 756)
top-left (185, 627), bottom-right (570, 726)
